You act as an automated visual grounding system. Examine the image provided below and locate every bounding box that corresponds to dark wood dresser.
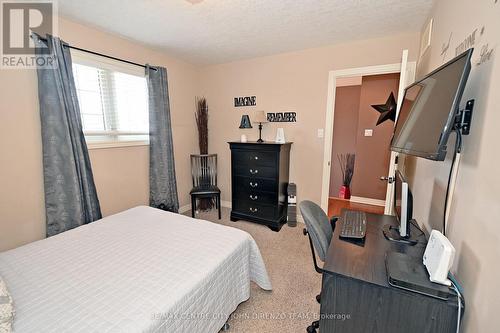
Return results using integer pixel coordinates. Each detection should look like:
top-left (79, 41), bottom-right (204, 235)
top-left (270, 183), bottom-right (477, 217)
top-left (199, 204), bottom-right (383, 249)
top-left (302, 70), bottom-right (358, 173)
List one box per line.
top-left (229, 142), bottom-right (292, 231)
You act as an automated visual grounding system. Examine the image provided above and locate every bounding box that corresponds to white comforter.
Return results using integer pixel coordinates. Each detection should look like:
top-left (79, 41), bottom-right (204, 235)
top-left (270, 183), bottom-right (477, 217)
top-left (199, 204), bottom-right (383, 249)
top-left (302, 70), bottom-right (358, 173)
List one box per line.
top-left (0, 206), bottom-right (272, 333)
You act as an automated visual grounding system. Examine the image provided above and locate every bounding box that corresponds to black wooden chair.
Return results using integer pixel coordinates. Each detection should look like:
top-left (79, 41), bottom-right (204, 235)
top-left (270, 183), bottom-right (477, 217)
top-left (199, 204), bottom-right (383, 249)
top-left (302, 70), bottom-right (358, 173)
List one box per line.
top-left (190, 154), bottom-right (221, 219)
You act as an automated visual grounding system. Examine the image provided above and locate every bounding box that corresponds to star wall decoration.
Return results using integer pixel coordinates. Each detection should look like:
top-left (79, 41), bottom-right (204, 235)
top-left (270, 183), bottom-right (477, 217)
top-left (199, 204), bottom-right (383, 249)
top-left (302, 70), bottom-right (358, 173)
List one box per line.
top-left (372, 92), bottom-right (397, 126)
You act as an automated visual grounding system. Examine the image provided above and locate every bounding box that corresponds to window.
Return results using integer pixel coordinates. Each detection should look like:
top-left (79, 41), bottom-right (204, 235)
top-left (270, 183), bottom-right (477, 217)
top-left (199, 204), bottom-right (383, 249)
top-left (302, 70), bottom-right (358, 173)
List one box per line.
top-left (71, 50), bottom-right (149, 148)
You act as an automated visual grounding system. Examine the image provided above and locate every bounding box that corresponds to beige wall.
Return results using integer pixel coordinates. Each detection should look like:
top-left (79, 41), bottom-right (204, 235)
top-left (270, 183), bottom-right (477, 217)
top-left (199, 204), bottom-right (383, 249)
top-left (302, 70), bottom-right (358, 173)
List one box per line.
top-left (404, 1), bottom-right (500, 331)
top-left (1, 4), bottom-right (496, 329)
top-left (199, 33), bottom-right (420, 207)
top-left (0, 17), bottom-right (199, 251)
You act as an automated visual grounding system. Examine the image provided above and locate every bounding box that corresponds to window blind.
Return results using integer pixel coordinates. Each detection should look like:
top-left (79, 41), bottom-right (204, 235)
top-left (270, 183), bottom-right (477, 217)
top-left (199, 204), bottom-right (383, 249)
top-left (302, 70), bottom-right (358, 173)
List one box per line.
top-left (71, 50), bottom-right (149, 145)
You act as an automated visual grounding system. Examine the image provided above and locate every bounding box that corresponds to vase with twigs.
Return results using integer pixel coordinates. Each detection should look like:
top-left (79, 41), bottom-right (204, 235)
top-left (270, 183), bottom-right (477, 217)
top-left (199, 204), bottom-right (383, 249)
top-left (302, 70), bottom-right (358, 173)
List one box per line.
top-left (337, 153), bottom-right (355, 200)
top-left (195, 97), bottom-right (214, 210)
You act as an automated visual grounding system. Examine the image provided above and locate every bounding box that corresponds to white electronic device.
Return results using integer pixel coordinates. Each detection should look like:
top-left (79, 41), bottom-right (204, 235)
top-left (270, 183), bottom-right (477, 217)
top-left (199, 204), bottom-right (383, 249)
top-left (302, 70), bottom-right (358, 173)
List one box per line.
top-left (275, 128), bottom-right (286, 143)
top-left (423, 230), bottom-right (455, 286)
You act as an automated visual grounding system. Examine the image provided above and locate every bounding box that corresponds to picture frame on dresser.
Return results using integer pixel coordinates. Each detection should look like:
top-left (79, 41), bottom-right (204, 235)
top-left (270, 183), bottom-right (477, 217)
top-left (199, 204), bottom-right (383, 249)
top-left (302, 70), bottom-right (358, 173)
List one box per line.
top-left (228, 142), bottom-right (292, 231)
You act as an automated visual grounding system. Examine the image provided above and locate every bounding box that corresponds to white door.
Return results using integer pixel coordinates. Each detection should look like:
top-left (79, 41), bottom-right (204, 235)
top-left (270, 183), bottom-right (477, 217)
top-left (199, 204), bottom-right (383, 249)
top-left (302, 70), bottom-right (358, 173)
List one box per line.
top-left (383, 50), bottom-right (416, 215)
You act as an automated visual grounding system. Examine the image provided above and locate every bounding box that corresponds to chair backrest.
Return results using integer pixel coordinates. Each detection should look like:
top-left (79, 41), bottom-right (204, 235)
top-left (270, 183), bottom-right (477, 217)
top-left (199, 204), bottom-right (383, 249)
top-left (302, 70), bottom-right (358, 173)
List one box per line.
top-left (299, 200), bottom-right (333, 262)
top-left (190, 154), bottom-right (217, 188)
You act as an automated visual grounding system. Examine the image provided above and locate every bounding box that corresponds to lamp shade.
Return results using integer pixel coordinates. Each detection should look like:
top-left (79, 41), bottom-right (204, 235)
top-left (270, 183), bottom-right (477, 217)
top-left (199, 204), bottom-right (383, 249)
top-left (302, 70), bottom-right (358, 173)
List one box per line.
top-left (253, 110), bottom-right (268, 123)
top-left (239, 115), bottom-right (253, 128)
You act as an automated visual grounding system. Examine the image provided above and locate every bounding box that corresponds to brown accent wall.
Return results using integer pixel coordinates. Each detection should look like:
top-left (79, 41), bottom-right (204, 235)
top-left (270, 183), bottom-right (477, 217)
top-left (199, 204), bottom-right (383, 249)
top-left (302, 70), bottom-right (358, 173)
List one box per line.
top-left (329, 74), bottom-right (399, 200)
top-left (329, 86), bottom-right (361, 197)
top-left (351, 74), bottom-right (400, 200)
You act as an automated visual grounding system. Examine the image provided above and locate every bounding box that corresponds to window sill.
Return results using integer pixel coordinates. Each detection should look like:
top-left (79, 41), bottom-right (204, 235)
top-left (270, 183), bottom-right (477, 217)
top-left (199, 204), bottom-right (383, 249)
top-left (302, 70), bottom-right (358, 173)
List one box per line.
top-left (86, 140), bottom-right (149, 150)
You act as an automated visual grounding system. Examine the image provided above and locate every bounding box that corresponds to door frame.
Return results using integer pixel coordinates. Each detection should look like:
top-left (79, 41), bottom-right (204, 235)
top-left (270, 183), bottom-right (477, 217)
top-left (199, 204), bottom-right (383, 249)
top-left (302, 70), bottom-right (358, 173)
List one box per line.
top-left (320, 60), bottom-right (416, 212)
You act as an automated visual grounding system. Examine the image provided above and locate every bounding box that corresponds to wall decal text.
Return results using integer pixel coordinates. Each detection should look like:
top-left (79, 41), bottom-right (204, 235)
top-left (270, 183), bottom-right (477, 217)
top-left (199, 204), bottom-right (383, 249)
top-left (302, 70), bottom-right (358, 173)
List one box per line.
top-left (441, 32), bottom-right (452, 61)
top-left (456, 29), bottom-right (477, 56)
top-left (234, 96), bottom-right (256, 107)
top-left (267, 112), bottom-right (297, 122)
top-left (477, 44), bottom-right (494, 66)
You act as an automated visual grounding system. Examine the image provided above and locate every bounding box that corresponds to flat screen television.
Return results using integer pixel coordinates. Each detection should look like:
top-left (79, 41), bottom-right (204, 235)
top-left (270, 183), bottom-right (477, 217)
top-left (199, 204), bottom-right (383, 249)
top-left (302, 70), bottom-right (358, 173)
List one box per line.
top-left (390, 49), bottom-right (473, 161)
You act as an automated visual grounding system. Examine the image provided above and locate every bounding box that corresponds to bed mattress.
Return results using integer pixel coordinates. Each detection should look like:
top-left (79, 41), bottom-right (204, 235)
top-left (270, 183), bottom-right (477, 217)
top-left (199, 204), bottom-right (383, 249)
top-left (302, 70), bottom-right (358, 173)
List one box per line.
top-left (0, 206), bottom-right (272, 332)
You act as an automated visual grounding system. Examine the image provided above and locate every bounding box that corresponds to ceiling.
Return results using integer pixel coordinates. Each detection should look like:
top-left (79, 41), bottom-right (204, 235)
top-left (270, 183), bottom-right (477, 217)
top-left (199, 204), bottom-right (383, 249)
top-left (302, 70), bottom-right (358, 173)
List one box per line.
top-left (58, 0), bottom-right (434, 65)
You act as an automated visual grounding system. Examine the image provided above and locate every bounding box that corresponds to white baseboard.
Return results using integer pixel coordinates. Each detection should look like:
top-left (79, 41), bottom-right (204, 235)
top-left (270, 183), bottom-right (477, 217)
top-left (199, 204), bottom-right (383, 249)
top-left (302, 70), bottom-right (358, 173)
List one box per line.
top-left (179, 200), bottom-right (232, 214)
top-left (349, 196), bottom-right (385, 207)
top-left (179, 204), bottom-right (191, 214)
top-left (182, 200), bottom-right (305, 224)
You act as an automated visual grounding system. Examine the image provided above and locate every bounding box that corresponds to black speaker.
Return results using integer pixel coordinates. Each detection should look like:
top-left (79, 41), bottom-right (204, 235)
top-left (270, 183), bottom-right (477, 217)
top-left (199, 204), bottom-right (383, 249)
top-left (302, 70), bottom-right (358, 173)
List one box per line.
top-left (287, 183), bottom-right (297, 227)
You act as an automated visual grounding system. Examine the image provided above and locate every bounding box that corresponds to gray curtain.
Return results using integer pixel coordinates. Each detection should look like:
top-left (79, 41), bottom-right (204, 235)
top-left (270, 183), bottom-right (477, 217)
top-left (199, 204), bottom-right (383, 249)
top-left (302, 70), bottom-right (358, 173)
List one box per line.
top-left (34, 34), bottom-right (102, 237)
top-left (146, 66), bottom-right (179, 212)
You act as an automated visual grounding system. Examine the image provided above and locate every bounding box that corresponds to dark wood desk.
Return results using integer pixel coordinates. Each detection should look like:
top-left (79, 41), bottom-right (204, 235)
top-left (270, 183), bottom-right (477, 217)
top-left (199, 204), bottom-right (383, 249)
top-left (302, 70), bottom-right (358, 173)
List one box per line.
top-left (320, 213), bottom-right (459, 333)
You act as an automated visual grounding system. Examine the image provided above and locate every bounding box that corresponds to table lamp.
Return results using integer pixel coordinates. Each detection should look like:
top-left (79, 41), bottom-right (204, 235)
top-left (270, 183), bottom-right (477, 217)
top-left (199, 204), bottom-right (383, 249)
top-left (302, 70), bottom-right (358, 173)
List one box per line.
top-left (239, 115), bottom-right (252, 142)
top-left (253, 110), bottom-right (268, 143)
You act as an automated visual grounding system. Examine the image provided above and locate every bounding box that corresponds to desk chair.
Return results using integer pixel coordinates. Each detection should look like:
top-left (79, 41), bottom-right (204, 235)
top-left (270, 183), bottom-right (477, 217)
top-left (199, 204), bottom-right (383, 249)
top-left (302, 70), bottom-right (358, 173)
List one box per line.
top-left (190, 154), bottom-right (221, 219)
top-left (299, 200), bottom-right (337, 333)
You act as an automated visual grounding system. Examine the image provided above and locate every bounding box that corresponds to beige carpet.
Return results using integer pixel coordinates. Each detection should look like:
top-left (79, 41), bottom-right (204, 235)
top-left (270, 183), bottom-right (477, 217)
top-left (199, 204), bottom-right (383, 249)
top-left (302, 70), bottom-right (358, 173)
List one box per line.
top-left (186, 208), bottom-right (321, 333)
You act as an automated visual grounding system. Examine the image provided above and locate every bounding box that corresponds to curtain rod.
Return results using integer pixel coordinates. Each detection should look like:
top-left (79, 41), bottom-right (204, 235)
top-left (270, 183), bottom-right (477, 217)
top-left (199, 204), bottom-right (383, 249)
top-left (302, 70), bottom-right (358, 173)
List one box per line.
top-left (34, 35), bottom-right (158, 71)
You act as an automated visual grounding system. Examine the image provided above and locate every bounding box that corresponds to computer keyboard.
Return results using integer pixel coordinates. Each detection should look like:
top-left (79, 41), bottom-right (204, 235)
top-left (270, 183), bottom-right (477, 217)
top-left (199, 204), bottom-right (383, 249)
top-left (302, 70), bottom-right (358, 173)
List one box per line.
top-left (339, 210), bottom-right (367, 239)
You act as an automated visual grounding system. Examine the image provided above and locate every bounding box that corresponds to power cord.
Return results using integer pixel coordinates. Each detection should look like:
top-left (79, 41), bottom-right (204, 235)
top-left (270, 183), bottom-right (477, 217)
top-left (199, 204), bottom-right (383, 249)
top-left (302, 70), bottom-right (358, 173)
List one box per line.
top-left (443, 126), bottom-right (463, 236)
top-left (410, 219), bottom-right (425, 236)
top-left (450, 280), bottom-right (463, 333)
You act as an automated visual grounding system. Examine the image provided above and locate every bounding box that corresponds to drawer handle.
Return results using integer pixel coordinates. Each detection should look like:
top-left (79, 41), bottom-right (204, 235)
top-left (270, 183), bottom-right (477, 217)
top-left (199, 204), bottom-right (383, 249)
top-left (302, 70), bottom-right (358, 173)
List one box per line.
top-left (254, 156), bottom-right (259, 160)
top-left (249, 169), bottom-right (259, 175)
top-left (249, 195), bottom-right (258, 200)
top-left (249, 207), bottom-right (258, 213)
top-left (249, 182), bottom-right (258, 188)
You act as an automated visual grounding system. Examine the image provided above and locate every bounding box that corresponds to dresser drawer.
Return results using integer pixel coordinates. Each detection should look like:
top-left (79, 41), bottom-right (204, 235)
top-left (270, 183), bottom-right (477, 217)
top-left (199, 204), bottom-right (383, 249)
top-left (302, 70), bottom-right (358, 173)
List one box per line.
top-left (233, 151), bottom-right (277, 167)
top-left (233, 201), bottom-right (277, 220)
top-left (234, 176), bottom-right (277, 193)
top-left (234, 190), bottom-right (277, 206)
top-left (229, 142), bottom-right (291, 229)
top-left (233, 164), bottom-right (276, 179)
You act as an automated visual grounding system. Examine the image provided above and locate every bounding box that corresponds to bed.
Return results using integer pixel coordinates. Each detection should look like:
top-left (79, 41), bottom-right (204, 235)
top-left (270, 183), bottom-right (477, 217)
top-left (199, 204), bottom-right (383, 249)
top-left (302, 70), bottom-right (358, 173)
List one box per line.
top-left (0, 206), bottom-right (272, 332)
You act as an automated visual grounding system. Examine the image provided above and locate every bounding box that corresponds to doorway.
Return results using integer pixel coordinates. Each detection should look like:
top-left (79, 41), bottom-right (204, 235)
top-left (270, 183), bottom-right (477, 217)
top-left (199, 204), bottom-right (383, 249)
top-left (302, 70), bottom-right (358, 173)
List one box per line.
top-left (328, 73), bottom-right (400, 215)
top-left (320, 52), bottom-right (416, 215)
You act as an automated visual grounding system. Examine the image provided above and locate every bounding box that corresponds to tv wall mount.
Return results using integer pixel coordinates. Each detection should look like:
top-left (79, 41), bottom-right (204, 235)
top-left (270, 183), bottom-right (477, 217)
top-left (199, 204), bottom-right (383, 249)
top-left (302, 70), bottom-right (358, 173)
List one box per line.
top-left (455, 99), bottom-right (474, 135)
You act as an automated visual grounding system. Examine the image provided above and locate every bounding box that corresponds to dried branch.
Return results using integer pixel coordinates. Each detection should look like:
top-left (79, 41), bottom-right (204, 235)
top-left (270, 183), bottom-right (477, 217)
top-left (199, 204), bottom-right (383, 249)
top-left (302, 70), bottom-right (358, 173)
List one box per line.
top-left (337, 153), bottom-right (356, 186)
top-left (195, 97), bottom-right (209, 154)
